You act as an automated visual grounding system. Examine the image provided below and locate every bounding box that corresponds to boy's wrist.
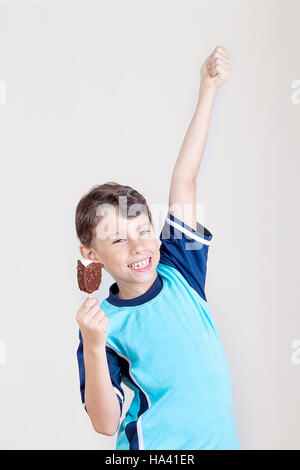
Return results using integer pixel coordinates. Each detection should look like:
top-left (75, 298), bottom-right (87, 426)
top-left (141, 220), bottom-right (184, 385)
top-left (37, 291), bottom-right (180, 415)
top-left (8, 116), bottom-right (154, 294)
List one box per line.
top-left (83, 343), bottom-right (106, 358)
top-left (199, 83), bottom-right (218, 99)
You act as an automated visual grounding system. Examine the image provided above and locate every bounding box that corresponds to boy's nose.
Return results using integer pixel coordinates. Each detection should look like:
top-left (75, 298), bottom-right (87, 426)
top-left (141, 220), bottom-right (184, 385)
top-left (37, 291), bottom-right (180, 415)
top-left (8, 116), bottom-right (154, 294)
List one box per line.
top-left (128, 238), bottom-right (146, 253)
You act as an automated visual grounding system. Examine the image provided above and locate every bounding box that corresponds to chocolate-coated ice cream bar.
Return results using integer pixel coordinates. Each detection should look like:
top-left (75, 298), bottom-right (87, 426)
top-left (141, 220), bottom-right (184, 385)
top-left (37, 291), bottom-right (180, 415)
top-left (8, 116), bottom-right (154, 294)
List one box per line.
top-left (77, 260), bottom-right (102, 295)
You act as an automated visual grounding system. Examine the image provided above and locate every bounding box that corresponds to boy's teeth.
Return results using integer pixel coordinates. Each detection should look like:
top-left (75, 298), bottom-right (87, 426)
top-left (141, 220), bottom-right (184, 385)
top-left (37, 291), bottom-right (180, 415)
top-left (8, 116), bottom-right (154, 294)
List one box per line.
top-left (128, 258), bottom-right (150, 269)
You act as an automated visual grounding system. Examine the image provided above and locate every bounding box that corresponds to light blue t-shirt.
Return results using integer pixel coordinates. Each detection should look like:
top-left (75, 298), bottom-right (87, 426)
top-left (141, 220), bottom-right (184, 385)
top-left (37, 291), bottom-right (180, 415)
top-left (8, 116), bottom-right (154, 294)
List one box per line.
top-left (77, 211), bottom-right (241, 450)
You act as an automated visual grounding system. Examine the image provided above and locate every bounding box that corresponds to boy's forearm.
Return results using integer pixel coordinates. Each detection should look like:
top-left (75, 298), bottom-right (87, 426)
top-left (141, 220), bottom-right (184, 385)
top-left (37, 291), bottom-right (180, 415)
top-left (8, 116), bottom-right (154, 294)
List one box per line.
top-left (172, 85), bottom-right (217, 182)
top-left (83, 345), bottom-right (121, 436)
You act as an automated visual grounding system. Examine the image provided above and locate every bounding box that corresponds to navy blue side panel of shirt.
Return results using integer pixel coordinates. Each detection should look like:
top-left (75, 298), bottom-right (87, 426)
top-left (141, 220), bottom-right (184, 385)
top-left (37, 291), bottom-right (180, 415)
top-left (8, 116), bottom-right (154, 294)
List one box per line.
top-left (76, 330), bottom-right (125, 416)
top-left (159, 211), bottom-right (213, 302)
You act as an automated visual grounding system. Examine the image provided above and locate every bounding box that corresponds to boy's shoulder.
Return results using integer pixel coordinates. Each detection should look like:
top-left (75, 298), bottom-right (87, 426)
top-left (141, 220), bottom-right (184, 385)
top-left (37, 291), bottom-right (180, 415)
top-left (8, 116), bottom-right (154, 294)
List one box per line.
top-left (158, 211), bottom-right (213, 303)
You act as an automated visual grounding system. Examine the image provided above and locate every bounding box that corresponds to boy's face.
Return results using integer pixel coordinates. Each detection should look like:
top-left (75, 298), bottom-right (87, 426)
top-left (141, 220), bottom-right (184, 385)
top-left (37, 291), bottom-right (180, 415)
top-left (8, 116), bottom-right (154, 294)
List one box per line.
top-left (84, 206), bottom-right (160, 285)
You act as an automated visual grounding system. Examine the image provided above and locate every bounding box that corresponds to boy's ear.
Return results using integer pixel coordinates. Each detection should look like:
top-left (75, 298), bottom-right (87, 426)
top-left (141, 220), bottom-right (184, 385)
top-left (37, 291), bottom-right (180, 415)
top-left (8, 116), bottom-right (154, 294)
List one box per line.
top-left (79, 244), bottom-right (103, 265)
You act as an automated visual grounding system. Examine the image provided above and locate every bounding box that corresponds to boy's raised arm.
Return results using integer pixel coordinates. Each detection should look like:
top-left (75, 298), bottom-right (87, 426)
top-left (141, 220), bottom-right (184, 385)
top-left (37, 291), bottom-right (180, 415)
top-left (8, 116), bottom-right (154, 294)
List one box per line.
top-left (168, 46), bottom-right (232, 230)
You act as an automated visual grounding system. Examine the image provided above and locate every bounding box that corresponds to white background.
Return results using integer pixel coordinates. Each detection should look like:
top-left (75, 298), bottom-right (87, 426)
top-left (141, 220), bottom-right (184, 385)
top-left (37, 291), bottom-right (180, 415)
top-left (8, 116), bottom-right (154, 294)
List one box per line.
top-left (0, 0), bottom-right (299, 450)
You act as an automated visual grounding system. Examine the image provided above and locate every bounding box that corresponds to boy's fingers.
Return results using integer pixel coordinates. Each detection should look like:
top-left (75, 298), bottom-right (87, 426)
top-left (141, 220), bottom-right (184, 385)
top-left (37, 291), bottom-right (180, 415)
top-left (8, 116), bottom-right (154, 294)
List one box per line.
top-left (82, 303), bottom-right (102, 322)
top-left (210, 51), bottom-right (231, 66)
top-left (98, 314), bottom-right (109, 326)
top-left (210, 55), bottom-right (232, 68)
top-left (84, 296), bottom-right (98, 307)
top-left (90, 309), bottom-right (106, 326)
top-left (212, 45), bottom-right (230, 59)
top-left (77, 296), bottom-right (98, 318)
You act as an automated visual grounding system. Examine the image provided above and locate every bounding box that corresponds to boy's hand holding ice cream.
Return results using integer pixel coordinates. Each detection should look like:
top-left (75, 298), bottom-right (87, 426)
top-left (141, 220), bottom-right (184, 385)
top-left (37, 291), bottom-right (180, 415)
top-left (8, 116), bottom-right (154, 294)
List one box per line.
top-left (76, 260), bottom-right (108, 353)
top-left (76, 296), bottom-right (109, 354)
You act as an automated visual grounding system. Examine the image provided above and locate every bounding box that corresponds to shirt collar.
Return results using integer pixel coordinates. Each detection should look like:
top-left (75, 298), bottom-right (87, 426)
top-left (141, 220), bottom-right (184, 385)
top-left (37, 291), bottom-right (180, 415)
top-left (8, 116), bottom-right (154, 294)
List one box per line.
top-left (106, 272), bottom-right (163, 307)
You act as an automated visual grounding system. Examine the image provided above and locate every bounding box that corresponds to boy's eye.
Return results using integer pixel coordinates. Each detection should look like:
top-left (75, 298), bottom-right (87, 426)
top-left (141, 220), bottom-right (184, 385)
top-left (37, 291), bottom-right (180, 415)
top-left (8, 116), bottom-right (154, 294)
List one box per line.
top-left (140, 229), bottom-right (151, 236)
top-left (114, 238), bottom-right (126, 244)
top-left (113, 230), bottom-right (151, 244)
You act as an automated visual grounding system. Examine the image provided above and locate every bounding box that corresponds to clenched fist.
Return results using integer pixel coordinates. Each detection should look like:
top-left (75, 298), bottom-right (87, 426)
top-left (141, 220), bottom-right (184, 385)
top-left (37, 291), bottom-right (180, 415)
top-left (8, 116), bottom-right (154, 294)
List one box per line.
top-left (76, 296), bottom-right (109, 353)
top-left (200, 45), bottom-right (232, 90)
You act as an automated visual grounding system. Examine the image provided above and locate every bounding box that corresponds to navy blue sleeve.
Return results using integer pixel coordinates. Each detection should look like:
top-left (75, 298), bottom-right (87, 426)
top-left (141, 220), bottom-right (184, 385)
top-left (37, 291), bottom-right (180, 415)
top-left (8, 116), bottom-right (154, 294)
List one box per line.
top-left (76, 330), bottom-right (125, 416)
top-left (159, 210), bottom-right (213, 302)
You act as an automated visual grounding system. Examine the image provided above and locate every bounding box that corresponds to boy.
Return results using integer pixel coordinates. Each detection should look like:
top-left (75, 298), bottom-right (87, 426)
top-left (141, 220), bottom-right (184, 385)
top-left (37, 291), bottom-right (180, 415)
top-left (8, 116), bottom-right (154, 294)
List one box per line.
top-left (75, 46), bottom-right (240, 450)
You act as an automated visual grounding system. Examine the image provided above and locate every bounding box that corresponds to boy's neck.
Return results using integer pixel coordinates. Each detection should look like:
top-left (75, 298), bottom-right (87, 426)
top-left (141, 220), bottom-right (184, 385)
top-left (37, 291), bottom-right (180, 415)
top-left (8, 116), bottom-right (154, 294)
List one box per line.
top-left (116, 271), bottom-right (158, 300)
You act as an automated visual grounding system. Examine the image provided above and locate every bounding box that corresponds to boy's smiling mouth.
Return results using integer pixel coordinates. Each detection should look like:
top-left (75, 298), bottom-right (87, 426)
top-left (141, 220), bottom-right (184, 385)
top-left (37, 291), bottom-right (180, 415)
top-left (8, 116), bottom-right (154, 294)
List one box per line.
top-left (127, 257), bottom-right (152, 271)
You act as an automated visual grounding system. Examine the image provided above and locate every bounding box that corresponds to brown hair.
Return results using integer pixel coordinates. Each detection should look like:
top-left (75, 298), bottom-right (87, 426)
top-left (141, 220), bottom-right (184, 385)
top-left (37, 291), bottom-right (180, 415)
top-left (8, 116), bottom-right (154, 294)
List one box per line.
top-left (75, 182), bottom-right (153, 247)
